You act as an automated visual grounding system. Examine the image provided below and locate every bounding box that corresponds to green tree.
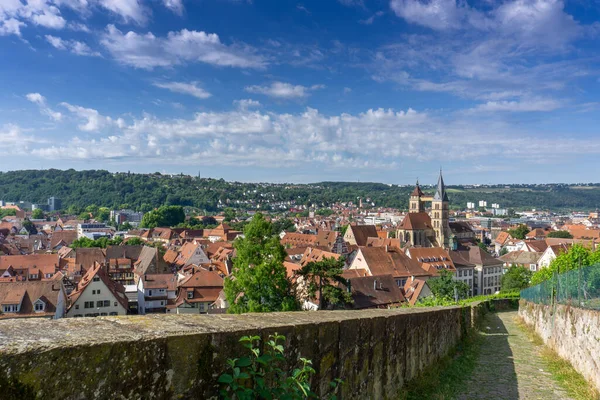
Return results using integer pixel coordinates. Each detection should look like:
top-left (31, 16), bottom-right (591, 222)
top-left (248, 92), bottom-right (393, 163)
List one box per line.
top-left (21, 219), bottom-right (37, 234)
top-left (0, 209), bottom-right (17, 218)
top-left (31, 208), bottom-right (45, 219)
top-left (224, 213), bottom-right (298, 313)
top-left (78, 211), bottom-right (90, 220)
top-left (500, 247), bottom-right (509, 256)
top-left (531, 244), bottom-right (591, 285)
top-left (547, 230), bottom-right (573, 239)
top-left (477, 241), bottom-right (488, 253)
top-left (501, 266), bottom-right (532, 291)
top-left (427, 270), bottom-right (470, 300)
top-left (508, 224), bottom-right (529, 240)
top-left (125, 237), bottom-right (145, 246)
top-left (120, 221), bottom-right (133, 231)
top-left (223, 207), bottom-right (236, 222)
top-left (140, 205), bottom-right (185, 228)
top-left (96, 207), bottom-right (110, 222)
top-left (297, 257), bottom-right (352, 310)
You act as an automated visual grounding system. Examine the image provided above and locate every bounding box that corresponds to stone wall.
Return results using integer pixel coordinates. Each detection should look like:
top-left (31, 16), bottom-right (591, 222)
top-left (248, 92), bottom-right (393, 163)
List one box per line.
top-left (519, 300), bottom-right (600, 392)
top-left (0, 302), bottom-right (499, 400)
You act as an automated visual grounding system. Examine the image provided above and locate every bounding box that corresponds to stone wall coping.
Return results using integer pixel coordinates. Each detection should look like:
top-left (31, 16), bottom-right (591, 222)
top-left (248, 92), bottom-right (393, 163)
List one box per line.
top-left (0, 306), bottom-right (465, 355)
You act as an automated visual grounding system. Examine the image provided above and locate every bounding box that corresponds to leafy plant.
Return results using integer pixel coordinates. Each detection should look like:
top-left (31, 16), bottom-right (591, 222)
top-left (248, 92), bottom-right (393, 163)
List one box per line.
top-left (218, 333), bottom-right (342, 400)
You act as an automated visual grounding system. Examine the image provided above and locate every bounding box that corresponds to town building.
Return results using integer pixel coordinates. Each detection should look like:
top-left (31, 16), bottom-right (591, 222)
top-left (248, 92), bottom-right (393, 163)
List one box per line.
top-left (66, 263), bottom-right (129, 317)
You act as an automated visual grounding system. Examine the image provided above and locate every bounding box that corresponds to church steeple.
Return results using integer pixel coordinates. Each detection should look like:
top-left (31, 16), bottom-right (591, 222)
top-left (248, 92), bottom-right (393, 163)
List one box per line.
top-left (431, 169), bottom-right (450, 248)
top-left (409, 179), bottom-right (424, 213)
top-left (433, 169), bottom-right (449, 202)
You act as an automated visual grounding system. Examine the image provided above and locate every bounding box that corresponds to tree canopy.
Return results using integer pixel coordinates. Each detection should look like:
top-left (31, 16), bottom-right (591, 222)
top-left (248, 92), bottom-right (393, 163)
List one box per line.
top-left (531, 244), bottom-right (600, 285)
top-left (2, 169), bottom-right (600, 212)
top-left (501, 266), bottom-right (532, 291)
top-left (224, 213), bottom-right (298, 313)
top-left (140, 205), bottom-right (185, 228)
top-left (508, 224), bottom-right (530, 240)
top-left (71, 236), bottom-right (123, 249)
top-left (547, 230), bottom-right (573, 239)
top-left (427, 270), bottom-right (470, 300)
top-left (297, 257), bottom-right (352, 310)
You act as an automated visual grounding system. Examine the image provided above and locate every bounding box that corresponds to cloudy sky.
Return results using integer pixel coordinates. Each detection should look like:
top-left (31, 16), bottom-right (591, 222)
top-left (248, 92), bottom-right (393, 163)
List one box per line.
top-left (1, 0), bottom-right (599, 184)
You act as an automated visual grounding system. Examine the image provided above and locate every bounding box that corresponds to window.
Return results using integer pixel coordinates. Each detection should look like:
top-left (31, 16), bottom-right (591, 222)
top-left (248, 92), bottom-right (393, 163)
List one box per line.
top-left (97, 289), bottom-right (101, 294)
top-left (74, 314), bottom-right (83, 318)
top-left (103, 300), bottom-right (110, 307)
top-left (92, 290), bottom-right (95, 295)
top-left (187, 291), bottom-right (194, 299)
top-left (84, 301), bottom-right (94, 309)
top-left (114, 302), bottom-right (117, 307)
top-left (109, 312), bottom-right (118, 316)
top-left (100, 313), bottom-right (108, 316)
top-left (199, 303), bottom-right (205, 311)
top-left (149, 290), bottom-right (153, 296)
top-left (93, 277), bottom-right (100, 282)
top-left (97, 301), bottom-right (104, 308)
top-left (34, 302), bottom-right (44, 312)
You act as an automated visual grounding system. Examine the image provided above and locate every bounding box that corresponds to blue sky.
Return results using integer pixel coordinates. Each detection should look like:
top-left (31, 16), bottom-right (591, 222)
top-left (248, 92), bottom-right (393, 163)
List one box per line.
top-left (1, 0), bottom-right (600, 185)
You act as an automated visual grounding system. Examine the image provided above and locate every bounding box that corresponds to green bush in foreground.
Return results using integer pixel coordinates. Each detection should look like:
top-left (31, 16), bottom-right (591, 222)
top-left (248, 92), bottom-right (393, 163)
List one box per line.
top-left (219, 333), bottom-right (342, 400)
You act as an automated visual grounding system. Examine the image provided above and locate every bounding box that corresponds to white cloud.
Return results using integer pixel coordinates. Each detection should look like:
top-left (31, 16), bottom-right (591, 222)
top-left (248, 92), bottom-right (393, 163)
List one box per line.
top-left (60, 102), bottom-right (124, 131)
top-left (0, 18), bottom-right (25, 36)
top-left (470, 98), bottom-right (562, 112)
top-left (163, 0), bottom-right (184, 15)
top-left (100, 25), bottom-right (266, 69)
top-left (360, 11), bottom-right (384, 25)
top-left (0, 0), bottom-right (66, 36)
top-left (26, 92), bottom-right (63, 121)
top-left (244, 81), bottom-right (324, 99)
top-left (153, 81), bottom-right (211, 99)
top-left (0, 124), bottom-right (37, 147)
top-left (45, 34), bottom-right (100, 56)
top-left (234, 99), bottom-right (261, 110)
top-left (68, 22), bottom-right (91, 32)
top-left (18, 96), bottom-right (600, 170)
top-left (98, 0), bottom-right (147, 24)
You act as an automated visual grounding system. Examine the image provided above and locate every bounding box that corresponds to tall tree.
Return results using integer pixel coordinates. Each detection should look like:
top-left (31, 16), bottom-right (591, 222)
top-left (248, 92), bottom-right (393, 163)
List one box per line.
top-left (427, 270), bottom-right (470, 300)
top-left (224, 213), bottom-right (298, 313)
top-left (508, 224), bottom-right (529, 240)
top-left (31, 208), bottom-right (45, 219)
top-left (501, 266), bottom-right (532, 291)
top-left (297, 257), bottom-right (352, 310)
top-left (140, 205), bottom-right (185, 228)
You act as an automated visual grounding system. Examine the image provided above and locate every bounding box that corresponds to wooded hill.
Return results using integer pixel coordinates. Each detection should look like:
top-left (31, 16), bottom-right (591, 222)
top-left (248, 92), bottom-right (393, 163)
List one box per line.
top-left (0, 169), bottom-right (598, 212)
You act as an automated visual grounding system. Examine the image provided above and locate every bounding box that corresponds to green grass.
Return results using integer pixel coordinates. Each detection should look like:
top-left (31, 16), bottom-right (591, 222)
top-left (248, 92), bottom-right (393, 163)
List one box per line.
top-left (516, 318), bottom-right (600, 400)
top-left (398, 332), bottom-right (482, 400)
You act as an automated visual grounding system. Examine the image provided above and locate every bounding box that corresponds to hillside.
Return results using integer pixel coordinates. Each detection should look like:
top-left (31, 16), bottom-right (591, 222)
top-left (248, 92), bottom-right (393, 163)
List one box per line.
top-left (0, 169), bottom-right (599, 212)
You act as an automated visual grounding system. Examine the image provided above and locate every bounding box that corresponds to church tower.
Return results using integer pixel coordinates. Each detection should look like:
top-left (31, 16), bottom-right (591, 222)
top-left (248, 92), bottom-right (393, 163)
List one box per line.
top-left (431, 170), bottom-right (450, 247)
top-left (409, 180), bottom-right (424, 213)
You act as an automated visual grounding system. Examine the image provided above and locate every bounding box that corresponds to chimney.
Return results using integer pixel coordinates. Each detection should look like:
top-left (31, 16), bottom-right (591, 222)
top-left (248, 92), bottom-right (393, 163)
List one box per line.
top-left (373, 279), bottom-right (378, 290)
top-left (385, 245), bottom-right (388, 252)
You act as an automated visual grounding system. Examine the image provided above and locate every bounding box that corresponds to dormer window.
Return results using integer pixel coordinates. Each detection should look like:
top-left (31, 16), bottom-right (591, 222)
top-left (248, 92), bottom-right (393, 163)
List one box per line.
top-left (187, 291), bottom-right (194, 299)
top-left (34, 300), bottom-right (45, 312)
top-left (92, 277), bottom-right (100, 282)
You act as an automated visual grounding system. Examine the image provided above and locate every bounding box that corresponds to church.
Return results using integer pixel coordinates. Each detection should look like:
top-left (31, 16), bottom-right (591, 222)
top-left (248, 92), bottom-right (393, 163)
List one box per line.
top-left (396, 170), bottom-right (454, 249)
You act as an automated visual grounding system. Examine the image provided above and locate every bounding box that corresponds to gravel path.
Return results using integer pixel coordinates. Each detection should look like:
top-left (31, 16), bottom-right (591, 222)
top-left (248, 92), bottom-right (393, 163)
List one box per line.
top-left (457, 310), bottom-right (573, 400)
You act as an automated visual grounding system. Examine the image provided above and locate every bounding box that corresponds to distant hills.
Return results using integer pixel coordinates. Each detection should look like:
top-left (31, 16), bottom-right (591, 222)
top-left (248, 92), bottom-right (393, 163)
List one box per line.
top-left (0, 169), bottom-right (599, 212)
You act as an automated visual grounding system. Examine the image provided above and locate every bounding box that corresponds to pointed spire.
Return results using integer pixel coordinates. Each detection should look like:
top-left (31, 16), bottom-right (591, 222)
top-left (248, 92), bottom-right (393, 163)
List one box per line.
top-left (411, 179), bottom-right (424, 197)
top-left (434, 169), bottom-right (449, 201)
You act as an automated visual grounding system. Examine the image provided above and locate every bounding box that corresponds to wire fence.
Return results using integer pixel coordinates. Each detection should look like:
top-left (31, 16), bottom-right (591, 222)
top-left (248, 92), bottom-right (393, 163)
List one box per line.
top-left (521, 263), bottom-right (600, 310)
